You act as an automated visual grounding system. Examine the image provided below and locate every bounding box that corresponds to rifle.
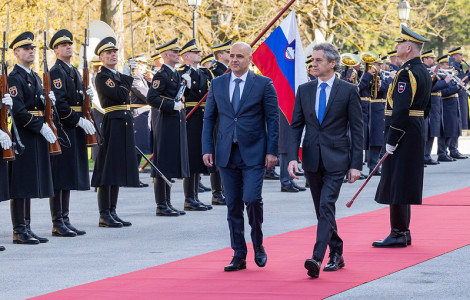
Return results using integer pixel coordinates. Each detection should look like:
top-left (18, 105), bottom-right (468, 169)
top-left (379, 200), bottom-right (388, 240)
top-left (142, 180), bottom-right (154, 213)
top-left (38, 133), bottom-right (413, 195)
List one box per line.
top-left (82, 10), bottom-right (98, 147)
top-left (43, 29), bottom-right (61, 155)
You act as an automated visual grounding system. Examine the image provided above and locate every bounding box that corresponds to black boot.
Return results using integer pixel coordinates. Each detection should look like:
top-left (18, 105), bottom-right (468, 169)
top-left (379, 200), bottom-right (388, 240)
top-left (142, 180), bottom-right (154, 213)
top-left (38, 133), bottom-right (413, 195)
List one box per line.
top-left (98, 186), bottom-right (123, 227)
top-left (50, 190), bottom-right (76, 237)
top-left (0, 246), bottom-right (4, 251)
top-left (25, 198), bottom-right (48, 243)
top-left (62, 190), bottom-right (86, 235)
top-left (194, 173), bottom-right (212, 210)
top-left (110, 185), bottom-right (132, 226)
top-left (155, 178), bottom-right (179, 216)
top-left (372, 228), bottom-right (407, 248)
top-left (184, 174), bottom-right (207, 211)
top-left (165, 180), bottom-right (185, 215)
top-left (11, 199), bottom-right (39, 244)
top-left (372, 205), bottom-right (409, 248)
top-left (210, 171), bottom-right (226, 205)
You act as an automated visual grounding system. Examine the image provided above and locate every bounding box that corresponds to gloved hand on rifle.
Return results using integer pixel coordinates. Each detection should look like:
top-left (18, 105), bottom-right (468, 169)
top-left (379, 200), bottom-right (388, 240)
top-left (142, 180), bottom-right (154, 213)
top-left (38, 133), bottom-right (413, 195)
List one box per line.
top-left (181, 73), bottom-right (191, 89)
top-left (173, 101), bottom-right (182, 112)
top-left (385, 144), bottom-right (396, 155)
top-left (77, 117), bottom-right (96, 135)
top-left (2, 93), bottom-right (13, 109)
top-left (40, 91), bottom-right (57, 106)
top-left (86, 85), bottom-right (94, 99)
top-left (130, 59), bottom-right (137, 70)
top-left (0, 129), bottom-right (12, 150)
top-left (40, 123), bottom-right (57, 144)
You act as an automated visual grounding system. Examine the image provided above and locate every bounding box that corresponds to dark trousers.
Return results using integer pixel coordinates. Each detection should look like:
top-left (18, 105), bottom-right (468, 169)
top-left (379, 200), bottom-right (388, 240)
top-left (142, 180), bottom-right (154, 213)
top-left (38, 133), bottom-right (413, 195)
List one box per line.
top-left (218, 144), bottom-right (265, 258)
top-left (437, 137), bottom-right (458, 157)
top-left (390, 204), bottom-right (410, 231)
top-left (279, 153), bottom-right (292, 186)
top-left (367, 146), bottom-right (381, 170)
top-left (304, 159), bottom-right (346, 262)
top-left (424, 137), bottom-right (434, 158)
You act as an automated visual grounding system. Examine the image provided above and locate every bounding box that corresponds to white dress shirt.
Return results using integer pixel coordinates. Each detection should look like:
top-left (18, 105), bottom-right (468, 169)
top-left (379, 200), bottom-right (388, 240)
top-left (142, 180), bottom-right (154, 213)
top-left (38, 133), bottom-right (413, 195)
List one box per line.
top-left (229, 71), bottom-right (249, 103)
top-left (315, 74), bottom-right (336, 117)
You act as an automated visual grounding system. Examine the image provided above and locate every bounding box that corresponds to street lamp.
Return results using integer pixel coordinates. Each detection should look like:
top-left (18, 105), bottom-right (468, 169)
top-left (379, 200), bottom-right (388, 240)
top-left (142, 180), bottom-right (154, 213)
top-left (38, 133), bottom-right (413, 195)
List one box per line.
top-left (397, 1), bottom-right (411, 27)
top-left (187, 0), bottom-right (203, 40)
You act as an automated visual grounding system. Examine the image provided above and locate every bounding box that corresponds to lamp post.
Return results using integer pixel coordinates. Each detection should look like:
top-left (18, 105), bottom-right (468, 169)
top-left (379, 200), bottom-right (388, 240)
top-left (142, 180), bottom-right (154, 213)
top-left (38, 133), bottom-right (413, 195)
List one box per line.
top-left (187, 0), bottom-right (203, 40)
top-left (397, 1), bottom-right (411, 27)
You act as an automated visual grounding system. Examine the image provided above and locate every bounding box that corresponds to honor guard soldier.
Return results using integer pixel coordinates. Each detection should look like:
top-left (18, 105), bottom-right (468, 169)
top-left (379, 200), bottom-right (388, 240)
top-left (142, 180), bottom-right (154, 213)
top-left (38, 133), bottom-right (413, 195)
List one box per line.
top-left (8, 32), bottom-right (57, 244)
top-left (1, 94), bottom-right (13, 251)
top-left (129, 55), bottom-right (151, 187)
top-left (373, 25), bottom-right (432, 248)
top-left (436, 55), bottom-right (463, 162)
top-left (201, 53), bottom-right (215, 69)
top-left (90, 37), bottom-right (139, 227)
top-left (151, 52), bottom-right (163, 72)
top-left (388, 50), bottom-right (401, 71)
top-left (447, 47), bottom-right (469, 159)
top-left (210, 39), bottom-right (231, 77)
top-left (422, 50), bottom-right (445, 165)
top-left (179, 40), bottom-right (214, 210)
top-left (147, 38), bottom-right (190, 216)
top-left (306, 56), bottom-right (315, 81)
top-left (48, 29), bottom-right (95, 237)
top-left (90, 56), bottom-right (104, 170)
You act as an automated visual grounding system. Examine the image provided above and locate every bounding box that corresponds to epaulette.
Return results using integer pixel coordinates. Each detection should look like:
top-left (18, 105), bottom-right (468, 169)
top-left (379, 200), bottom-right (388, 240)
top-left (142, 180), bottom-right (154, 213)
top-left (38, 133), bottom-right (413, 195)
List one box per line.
top-left (404, 64), bottom-right (411, 71)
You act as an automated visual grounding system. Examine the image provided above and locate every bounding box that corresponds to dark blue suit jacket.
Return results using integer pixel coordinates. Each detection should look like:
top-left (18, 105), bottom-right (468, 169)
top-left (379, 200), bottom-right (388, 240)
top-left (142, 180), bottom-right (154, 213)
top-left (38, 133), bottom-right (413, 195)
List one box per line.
top-left (202, 70), bottom-right (279, 167)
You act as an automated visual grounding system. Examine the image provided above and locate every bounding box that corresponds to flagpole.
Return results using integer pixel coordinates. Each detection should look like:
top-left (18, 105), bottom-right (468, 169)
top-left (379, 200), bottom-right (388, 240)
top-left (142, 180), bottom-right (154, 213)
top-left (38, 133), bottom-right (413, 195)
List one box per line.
top-left (185, 0), bottom-right (296, 120)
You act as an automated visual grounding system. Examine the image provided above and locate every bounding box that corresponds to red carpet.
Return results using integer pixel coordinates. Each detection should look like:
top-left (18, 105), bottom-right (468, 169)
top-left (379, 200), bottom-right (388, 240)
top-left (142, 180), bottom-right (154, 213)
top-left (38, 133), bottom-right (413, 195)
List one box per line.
top-left (33, 188), bottom-right (470, 300)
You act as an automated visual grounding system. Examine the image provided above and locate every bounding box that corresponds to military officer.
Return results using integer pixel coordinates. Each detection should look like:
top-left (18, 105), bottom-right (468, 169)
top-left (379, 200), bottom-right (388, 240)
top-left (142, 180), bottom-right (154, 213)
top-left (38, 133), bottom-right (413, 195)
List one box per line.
top-left (129, 54), bottom-right (151, 187)
top-left (90, 37), bottom-right (140, 227)
top-left (210, 39), bottom-right (231, 77)
top-left (306, 56), bottom-right (315, 81)
top-left (147, 38), bottom-right (190, 216)
top-left (388, 50), bottom-right (401, 72)
top-left (201, 54), bottom-right (215, 69)
top-left (8, 32), bottom-right (58, 244)
top-left (90, 56), bottom-right (104, 170)
top-left (436, 55), bottom-right (463, 162)
top-left (48, 29), bottom-right (95, 237)
top-left (1, 94), bottom-right (13, 251)
top-left (373, 25), bottom-right (432, 248)
top-left (151, 52), bottom-right (163, 72)
top-left (447, 47), bottom-right (469, 159)
top-left (179, 40), bottom-right (215, 210)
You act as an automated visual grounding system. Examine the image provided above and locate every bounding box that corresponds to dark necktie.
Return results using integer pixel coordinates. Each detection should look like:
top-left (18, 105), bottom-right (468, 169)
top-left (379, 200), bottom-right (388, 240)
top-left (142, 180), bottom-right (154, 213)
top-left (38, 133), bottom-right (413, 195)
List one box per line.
top-left (318, 82), bottom-right (328, 124)
top-left (232, 78), bottom-right (242, 112)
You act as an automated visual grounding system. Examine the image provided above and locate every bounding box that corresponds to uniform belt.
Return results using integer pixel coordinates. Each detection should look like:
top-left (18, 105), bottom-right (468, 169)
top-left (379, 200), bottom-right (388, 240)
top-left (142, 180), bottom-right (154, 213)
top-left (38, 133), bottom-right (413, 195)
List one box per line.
top-left (28, 110), bottom-right (44, 116)
top-left (104, 105), bottom-right (131, 114)
top-left (70, 106), bottom-right (83, 112)
top-left (360, 97), bottom-right (371, 102)
top-left (442, 93), bottom-right (458, 99)
top-left (130, 104), bottom-right (151, 108)
top-left (384, 109), bottom-right (424, 117)
top-left (369, 99), bottom-right (386, 103)
top-left (161, 96), bottom-right (175, 101)
top-left (431, 92), bottom-right (441, 96)
top-left (185, 102), bottom-right (205, 107)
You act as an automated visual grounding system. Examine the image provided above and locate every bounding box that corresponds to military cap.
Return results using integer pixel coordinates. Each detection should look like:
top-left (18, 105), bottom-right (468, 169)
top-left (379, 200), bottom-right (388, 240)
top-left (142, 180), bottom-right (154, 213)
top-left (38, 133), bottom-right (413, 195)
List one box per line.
top-left (50, 29), bottom-right (73, 49)
top-left (156, 38), bottom-right (181, 53)
top-left (387, 50), bottom-right (397, 57)
top-left (150, 52), bottom-right (161, 60)
top-left (95, 36), bottom-right (118, 56)
top-left (201, 53), bottom-right (215, 66)
top-left (10, 31), bottom-right (36, 50)
top-left (421, 49), bottom-right (436, 58)
top-left (448, 47), bottom-right (463, 56)
top-left (394, 25), bottom-right (428, 44)
top-left (180, 39), bottom-right (202, 55)
top-left (437, 55), bottom-right (449, 64)
top-left (211, 39), bottom-right (232, 52)
top-left (306, 57), bottom-right (312, 67)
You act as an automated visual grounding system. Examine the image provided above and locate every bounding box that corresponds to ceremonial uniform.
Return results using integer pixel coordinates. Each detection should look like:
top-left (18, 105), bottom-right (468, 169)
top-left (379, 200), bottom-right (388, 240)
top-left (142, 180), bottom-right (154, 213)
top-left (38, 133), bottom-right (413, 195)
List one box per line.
top-left (210, 40), bottom-right (231, 77)
top-left (425, 74), bottom-right (446, 159)
top-left (147, 38), bottom-right (189, 216)
top-left (358, 69), bottom-right (373, 152)
top-left (91, 37), bottom-right (139, 228)
top-left (8, 32), bottom-right (54, 244)
top-left (374, 26), bottom-right (432, 248)
top-left (437, 80), bottom-right (461, 159)
top-left (0, 158), bottom-right (8, 201)
top-left (130, 69), bottom-right (152, 156)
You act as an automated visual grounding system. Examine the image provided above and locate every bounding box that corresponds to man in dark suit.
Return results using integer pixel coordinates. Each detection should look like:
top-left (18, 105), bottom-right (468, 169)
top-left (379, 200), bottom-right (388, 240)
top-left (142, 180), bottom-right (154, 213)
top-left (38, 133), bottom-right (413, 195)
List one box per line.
top-left (202, 42), bottom-right (279, 272)
top-left (288, 42), bottom-right (363, 278)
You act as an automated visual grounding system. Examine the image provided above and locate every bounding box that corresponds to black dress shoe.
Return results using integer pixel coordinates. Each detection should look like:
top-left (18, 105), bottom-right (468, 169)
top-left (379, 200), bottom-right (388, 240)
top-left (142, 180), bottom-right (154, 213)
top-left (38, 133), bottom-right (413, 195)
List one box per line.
top-left (52, 224), bottom-right (77, 237)
top-left (0, 245), bottom-right (5, 251)
top-left (167, 202), bottom-right (186, 215)
top-left (424, 157), bottom-right (440, 165)
top-left (196, 199), bottom-right (213, 210)
top-left (199, 182), bottom-right (211, 192)
top-left (372, 229), bottom-right (407, 248)
top-left (212, 196), bottom-right (226, 205)
top-left (156, 205), bottom-right (180, 216)
top-left (138, 180), bottom-right (149, 188)
top-left (27, 230), bottom-right (49, 243)
top-left (438, 155), bottom-right (456, 162)
top-left (111, 213), bottom-right (132, 227)
top-left (292, 181), bottom-right (306, 191)
top-left (450, 152), bottom-right (468, 159)
top-left (264, 170), bottom-right (280, 180)
top-left (64, 222), bottom-right (86, 235)
top-left (184, 198), bottom-right (208, 211)
top-left (323, 253), bottom-right (345, 271)
top-left (254, 245), bottom-right (267, 267)
top-left (304, 258), bottom-right (321, 278)
top-left (281, 184), bottom-right (299, 192)
top-left (224, 256), bottom-right (247, 271)
top-left (13, 232), bottom-right (40, 245)
top-left (99, 215), bottom-right (123, 227)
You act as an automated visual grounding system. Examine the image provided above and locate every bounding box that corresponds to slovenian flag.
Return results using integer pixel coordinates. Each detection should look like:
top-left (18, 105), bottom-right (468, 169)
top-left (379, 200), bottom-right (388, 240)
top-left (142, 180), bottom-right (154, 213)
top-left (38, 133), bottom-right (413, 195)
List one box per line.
top-left (252, 9), bottom-right (308, 159)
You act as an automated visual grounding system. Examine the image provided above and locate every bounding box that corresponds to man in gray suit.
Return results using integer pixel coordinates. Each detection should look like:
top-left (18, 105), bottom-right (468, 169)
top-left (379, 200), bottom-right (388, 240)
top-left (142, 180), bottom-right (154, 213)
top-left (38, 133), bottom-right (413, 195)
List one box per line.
top-left (288, 43), bottom-right (363, 278)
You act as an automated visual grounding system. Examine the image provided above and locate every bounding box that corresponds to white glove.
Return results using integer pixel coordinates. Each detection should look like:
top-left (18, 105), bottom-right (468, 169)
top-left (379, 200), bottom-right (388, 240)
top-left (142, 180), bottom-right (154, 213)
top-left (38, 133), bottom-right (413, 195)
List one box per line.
top-left (40, 123), bottom-right (57, 144)
top-left (130, 59), bottom-right (137, 70)
top-left (0, 130), bottom-right (12, 150)
top-left (86, 85), bottom-right (94, 99)
top-left (181, 73), bottom-right (191, 88)
top-left (48, 91), bottom-right (56, 105)
top-left (78, 117), bottom-right (96, 135)
top-left (386, 144), bottom-right (396, 155)
top-left (173, 101), bottom-right (182, 111)
top-left (2, 93), bottom-right (13, 109)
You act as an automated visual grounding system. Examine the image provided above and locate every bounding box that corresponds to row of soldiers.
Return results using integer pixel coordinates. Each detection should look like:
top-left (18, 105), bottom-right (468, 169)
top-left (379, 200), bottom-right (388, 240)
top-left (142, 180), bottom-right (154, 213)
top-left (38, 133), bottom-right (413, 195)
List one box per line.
top-left (0, 28), bottom-right (234, 251)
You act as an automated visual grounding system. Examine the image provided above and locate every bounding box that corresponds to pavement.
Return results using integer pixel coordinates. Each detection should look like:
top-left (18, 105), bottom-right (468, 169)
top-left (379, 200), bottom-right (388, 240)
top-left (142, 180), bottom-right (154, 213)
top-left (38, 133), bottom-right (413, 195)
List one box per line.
top-left (1, 137), bottom-right (470, 299)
